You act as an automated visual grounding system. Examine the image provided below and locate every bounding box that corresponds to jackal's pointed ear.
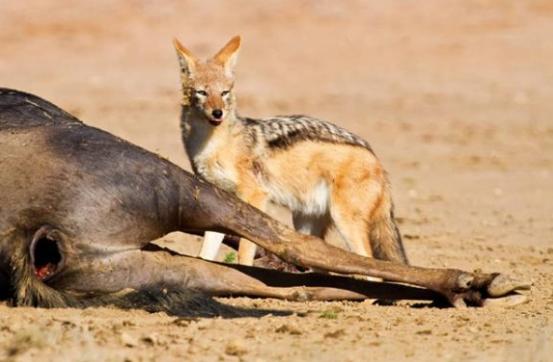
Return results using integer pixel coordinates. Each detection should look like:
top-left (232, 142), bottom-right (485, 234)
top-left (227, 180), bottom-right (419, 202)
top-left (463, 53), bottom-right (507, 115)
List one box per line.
top-left (173, 38), bottom-right (196, 77)
top-left (213, 35), bottom-right (241, 77)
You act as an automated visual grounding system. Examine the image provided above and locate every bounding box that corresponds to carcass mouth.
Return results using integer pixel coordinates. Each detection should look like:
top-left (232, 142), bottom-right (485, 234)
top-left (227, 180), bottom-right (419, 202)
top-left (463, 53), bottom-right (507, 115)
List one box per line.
top-left (30, 226), bottom-right (64, 281)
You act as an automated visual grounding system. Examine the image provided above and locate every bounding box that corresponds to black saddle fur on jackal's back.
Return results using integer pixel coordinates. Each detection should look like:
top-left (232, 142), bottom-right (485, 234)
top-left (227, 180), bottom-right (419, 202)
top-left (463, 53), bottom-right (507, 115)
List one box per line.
top-left (240, 114), bottom-right (374, 152)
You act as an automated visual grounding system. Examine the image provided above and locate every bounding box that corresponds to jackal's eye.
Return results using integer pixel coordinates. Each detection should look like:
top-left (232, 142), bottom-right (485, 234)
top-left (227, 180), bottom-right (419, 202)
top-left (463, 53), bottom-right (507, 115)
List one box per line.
top-left (221, 90), bottom-right (230, 97)
top-left (195, 90), bottom-right (208, 97)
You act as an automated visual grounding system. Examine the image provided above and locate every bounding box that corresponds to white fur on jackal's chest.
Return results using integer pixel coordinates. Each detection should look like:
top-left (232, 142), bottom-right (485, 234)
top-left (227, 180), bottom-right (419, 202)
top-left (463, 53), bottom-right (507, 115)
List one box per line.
top-left (186, 137), bottom-right (238, 192)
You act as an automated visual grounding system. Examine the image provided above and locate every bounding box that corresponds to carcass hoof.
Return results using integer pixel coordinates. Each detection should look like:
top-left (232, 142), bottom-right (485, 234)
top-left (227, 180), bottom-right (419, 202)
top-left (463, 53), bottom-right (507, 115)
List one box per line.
top-left (487, 273), bottom-right (531, 297)
top-left (482, 294), bottom-right (528, 308)
top-left (449, 272), bottom-right (531, 308)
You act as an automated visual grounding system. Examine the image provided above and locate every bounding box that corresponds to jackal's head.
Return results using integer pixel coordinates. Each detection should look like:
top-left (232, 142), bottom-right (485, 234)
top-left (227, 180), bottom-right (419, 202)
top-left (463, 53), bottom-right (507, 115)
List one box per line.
top-left (173, 36), bottom-right (241, 126)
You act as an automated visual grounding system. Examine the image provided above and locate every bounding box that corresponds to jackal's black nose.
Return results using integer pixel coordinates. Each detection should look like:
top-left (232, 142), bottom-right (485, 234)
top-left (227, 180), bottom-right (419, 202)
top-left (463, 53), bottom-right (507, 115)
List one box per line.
top-left (212, 109), bottom-right (223, 119)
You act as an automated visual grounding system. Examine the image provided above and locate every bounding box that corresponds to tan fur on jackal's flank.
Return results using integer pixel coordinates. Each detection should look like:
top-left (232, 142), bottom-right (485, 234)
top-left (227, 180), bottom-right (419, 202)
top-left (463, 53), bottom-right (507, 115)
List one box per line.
top-left (174, 36), bottom-right (408, 266)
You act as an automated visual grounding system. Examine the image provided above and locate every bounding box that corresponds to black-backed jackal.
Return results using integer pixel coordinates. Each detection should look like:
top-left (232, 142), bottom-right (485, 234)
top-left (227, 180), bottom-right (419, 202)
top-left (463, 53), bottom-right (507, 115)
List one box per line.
top-left (173, 36), bottom-right (408, 267)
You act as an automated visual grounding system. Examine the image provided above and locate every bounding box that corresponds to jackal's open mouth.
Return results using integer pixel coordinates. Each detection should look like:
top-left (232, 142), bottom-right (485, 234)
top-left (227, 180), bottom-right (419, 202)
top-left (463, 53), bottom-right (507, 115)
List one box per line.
top-left (208, 119), bottom-right (223, 126)
top-left (30, 226), bottom-right (64, 281)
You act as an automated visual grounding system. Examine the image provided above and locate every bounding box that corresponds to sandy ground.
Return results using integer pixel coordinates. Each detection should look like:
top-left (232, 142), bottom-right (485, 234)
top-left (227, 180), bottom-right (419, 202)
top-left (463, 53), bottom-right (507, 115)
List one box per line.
top-left (1, 1), bottom-right (552, 361)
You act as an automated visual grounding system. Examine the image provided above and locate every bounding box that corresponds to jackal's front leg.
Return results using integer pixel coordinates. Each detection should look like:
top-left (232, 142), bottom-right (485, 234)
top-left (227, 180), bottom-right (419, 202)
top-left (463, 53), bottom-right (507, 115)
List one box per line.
top-left (235, 184), bottom-right (269, 266)
top-left (199, 231), bottom-right (225, 260)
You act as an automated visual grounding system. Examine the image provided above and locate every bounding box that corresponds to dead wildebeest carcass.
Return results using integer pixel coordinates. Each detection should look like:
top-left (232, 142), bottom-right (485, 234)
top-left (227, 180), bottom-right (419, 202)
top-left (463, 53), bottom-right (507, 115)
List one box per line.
top-left (0, 88), bottom-right (529, 314)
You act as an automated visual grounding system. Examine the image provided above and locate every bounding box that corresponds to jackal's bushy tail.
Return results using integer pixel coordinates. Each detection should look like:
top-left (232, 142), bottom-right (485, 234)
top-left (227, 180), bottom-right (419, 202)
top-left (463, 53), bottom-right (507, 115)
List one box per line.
top-left (368, 193), bottom-right (409, 265)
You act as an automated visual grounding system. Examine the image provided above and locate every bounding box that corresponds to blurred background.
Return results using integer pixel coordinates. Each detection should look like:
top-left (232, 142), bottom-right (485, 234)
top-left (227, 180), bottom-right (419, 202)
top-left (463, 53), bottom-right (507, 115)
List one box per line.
top-left (0, 0), bottom-right (551, 253)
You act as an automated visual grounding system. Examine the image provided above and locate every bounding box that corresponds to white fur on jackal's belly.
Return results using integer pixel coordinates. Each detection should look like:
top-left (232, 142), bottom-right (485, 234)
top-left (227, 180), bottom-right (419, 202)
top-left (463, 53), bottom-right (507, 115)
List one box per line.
top-left (265, 180), bottom-right (330, 215)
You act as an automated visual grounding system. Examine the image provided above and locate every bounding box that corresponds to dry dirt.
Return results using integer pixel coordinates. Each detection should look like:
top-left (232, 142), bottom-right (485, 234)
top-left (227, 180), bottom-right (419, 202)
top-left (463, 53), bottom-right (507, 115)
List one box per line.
top-left (1, 1), bottom-right (552, 361)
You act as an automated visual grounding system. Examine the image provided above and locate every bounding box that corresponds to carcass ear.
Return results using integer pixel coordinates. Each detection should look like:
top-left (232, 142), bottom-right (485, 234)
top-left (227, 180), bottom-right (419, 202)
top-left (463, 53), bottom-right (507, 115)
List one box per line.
top-left (173, 38), bottom-right (197, 77)
top-left (212, 35), bottom-right (241, 77)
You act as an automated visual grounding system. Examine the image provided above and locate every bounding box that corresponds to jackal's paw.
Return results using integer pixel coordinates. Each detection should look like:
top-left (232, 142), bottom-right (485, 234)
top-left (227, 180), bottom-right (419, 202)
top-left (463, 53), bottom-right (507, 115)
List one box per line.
top-left (448, 272), bottom-right (531, 308)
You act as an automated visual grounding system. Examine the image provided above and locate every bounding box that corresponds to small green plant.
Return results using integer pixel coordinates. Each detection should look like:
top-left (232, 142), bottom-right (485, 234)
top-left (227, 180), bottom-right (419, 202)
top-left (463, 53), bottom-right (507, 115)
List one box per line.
top-left (319, 310), bottom-right (338, 319)
top-left (223, 251), bottom-right (236, 263)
